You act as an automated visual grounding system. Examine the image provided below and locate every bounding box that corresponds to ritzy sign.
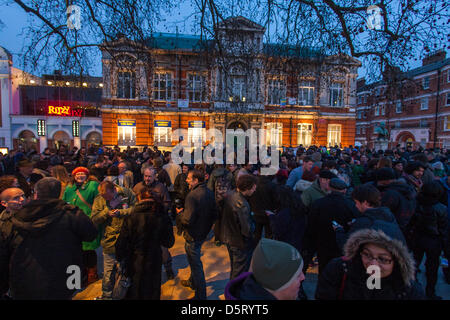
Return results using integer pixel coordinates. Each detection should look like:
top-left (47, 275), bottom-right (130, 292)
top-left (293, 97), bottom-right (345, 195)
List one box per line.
top-left (48, 106), bottom-right (83, 117)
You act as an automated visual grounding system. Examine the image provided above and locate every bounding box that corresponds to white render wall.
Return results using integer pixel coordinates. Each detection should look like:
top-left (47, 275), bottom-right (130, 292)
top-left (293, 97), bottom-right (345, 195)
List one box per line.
top-left (10, 115), bottom-right (102, 152)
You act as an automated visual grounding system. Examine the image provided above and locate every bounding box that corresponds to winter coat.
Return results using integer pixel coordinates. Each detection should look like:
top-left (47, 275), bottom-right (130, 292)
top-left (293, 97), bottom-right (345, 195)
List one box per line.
top-left (173, 172), bottom-right (189, 202)
top-left (301, 179), bottom-right (328, 211)
top-left (179, 183), bottom-right (217, 242)
top-left (207, 167), bottom-right (233, 193)
top-left (408, 195), bottom-right (448, 252)
top-left (269, 207), bottom-right (307, 254)
top-left (249, 175), bottom-right (278, 224)
top-left (294, 179), bottom-right (313, 193)
top-left (225, 272), bottom-right (277, 300)
top-left (376, 181), bottom-right (417, 233)
top-left (220, 189), bottom-right (255, 249)
top-left (351, 164), bottom-right (365, 186)
top-left (336, 207), bottom-right (406, 251)
top-left (91, 185), bottom-right (137, 254)
top-left (63, 180), bottom-right (101, 251)
top-left (303, 192), bottom-right (359, 265)
top-left (316, 229), bottom-right (425, 300)
top-left (115, 200), bottom-right (174, 300)
top-left (0, 199), bottom-right (98, 299)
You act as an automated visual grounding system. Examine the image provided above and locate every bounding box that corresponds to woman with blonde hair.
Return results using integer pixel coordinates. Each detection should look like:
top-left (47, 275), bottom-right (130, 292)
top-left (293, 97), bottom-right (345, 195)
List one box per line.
top-left (50, 165), bottom-right (71, 198)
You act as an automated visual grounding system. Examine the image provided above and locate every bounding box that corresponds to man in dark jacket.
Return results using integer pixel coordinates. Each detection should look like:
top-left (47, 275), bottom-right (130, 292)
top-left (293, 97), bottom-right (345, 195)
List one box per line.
top-left (409, 181), bottom-right (448, 300)
top-left (0, 177), bottom-right (98, 299)
top-left (220, 174), bottom-right (258, 280)
top-left (374, 168), bottom-right (416, 236)
top-left (177, 169), bottom-right (217, 300)
top-left (304, 178), bottom-right (359, 273)
top-left (249, 172), bottom-right (278, 243)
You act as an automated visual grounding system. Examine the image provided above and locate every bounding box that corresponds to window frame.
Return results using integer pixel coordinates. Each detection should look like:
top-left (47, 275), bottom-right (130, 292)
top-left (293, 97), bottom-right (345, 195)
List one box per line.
top-left (329, 82), bottom-right (344, 107)
top-left (153, 72), bottom-right (173, 101)
top-left (327, 124), bottom-right (342, 147)
top-left (298, 80), bottom-right (315, 106)
top-left (267, 78), bottom-right (286, 105)
top-left (297, 123), bottom-right (313, 146)
top-left (117, 71), bottom-right (136, 99)
top-left (187, 73), bottom-right (208, 102)
top-left (420, 97), bottom-right (429, 110)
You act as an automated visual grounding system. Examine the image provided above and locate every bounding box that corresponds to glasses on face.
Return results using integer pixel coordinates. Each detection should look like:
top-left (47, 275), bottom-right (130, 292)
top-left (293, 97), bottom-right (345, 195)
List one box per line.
top-left (360, 249), bottom-right (393, 265)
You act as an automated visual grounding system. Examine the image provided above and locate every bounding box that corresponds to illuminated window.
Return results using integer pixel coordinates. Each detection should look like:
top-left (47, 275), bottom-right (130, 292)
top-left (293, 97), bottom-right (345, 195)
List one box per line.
top-left (297, 124), bottom-right (312, 146)
top-left (298, 81), bottom-right (315, 105)
top-left (329, 82), bottom-right (343, 107)
top-left (327, 124), bottom-right (341, 147)
top-left (118, 122), bottom-right (136, 146)
top-left (265, 123), bottom-right (283, 146)
top-left (154, 127), bottom-right (172, 143)
top-left (188, 128), bottom-right (205, 145)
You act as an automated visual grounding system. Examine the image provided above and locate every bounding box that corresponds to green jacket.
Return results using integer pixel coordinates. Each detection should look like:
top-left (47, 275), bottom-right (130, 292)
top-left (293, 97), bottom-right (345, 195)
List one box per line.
top-left (91, 185), bottom-right (136, 254)
top-left (301, 179), bottom-right (328, 211)
top-left (351, 165), bottom-right (365, 186)
top-left (63, 180), bottom-right (101, 251)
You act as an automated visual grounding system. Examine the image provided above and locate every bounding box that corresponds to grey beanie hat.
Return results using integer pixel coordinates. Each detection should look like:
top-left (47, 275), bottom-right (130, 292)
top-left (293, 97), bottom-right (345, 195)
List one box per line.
top-left (250, 238), bottom-right (303, 291)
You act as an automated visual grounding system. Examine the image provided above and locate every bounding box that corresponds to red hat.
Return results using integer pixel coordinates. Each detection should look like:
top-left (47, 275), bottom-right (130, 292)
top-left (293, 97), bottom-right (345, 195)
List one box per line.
top-left (72, 167), bottom-right (90, 176)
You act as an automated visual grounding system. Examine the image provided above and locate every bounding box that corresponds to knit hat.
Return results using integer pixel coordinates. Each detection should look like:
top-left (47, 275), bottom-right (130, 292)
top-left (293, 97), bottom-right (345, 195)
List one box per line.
top-left (71, 166), bottom-right (89, 176)
top-left (250, 238), bottom-right (303, 291)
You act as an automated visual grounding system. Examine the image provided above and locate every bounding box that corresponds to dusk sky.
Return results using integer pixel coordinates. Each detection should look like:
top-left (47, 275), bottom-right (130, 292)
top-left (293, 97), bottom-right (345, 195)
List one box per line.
top-left (0, 1), bottom-right (429, 80)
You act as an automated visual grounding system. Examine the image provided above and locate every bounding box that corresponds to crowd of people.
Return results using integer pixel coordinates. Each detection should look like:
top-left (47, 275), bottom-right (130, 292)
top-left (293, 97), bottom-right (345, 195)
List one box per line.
top-left (0, 143), bottom-right (449, 300)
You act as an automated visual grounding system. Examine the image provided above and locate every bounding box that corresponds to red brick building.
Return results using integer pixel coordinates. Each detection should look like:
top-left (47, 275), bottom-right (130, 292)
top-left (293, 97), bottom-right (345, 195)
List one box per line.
top-left (101, 17), bottom-right (360, 150)
top-left (356, 50), bottom-right (450, 149)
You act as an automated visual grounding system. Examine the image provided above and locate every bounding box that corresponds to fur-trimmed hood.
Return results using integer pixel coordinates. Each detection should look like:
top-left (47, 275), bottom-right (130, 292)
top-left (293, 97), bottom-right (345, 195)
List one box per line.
top-left (344, 229), bottom-right (416, 287)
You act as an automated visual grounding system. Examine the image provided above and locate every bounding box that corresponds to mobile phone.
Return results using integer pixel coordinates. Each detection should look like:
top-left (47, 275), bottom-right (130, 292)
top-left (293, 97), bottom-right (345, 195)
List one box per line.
top-left (332, 221), bottom-right (339, 227)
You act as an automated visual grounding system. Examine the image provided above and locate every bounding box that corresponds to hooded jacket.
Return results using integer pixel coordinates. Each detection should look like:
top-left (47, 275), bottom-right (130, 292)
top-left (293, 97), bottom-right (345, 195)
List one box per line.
top-left (0, 199), bottom-right (98, 299)
top-left (336, 207), bottom-right (406, 251)
top-left (316, 229), bottom-right (425, 300)
top-left (225, 272), bottom-right (277, 300)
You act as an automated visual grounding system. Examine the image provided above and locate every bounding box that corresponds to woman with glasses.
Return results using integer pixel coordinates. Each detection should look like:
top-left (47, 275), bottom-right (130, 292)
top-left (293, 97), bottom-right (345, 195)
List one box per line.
top-left (315, 228), bottom-right (425, 300)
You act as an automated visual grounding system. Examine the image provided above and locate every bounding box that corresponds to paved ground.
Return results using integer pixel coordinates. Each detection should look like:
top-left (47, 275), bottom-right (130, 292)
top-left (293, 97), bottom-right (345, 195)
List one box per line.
top-left (74, 227), bottom-right (450, 300)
